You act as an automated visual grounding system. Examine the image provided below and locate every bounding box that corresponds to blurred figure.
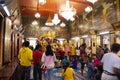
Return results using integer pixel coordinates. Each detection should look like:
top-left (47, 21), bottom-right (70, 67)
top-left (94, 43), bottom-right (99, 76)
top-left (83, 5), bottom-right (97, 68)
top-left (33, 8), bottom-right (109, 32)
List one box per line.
top-left (69, 44), bottom-right (76, 61)
top-left (41, 45), bottom-right (58, 80)
top-left (80, 44), bottom-right (87, 75)
top-left (94, 65), bottom-right (103, 80)
top-left (104, 44), bottom-right (109, 53)
top-left (86, 57), bottom-right (95, 80)
top-left (71, 57), bottom-right (78, 69)
top-left (33, 44), bottom-right (43, 80)
top-left (98, 49), bottom-right (105, 60)
top-left (97, 46), bottom-right (102, 54)
top-left (18, 41), bottom-right (33, 80)
top-left (101, 43), bottom-right (120, 80)
top-left (86, 47), bottom-right (92, 58)
top-left (93, 55), bottom-right (100, 67)
top-left (57, 48), bottom-right (65, 60)
top-left (62, 56), bottom-right (69, 69)
top-left (62, 61), bottom-right (75, 80)
top-left (76, 46), bottom-right (80, 61)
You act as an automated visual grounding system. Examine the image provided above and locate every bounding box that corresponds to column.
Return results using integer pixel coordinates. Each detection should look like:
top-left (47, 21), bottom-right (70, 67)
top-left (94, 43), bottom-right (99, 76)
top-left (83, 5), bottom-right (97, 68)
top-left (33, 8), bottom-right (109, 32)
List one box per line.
top-left (91, 35), bottom-right (97, 54)
top-left (116, 0), bottom-right (120, 20)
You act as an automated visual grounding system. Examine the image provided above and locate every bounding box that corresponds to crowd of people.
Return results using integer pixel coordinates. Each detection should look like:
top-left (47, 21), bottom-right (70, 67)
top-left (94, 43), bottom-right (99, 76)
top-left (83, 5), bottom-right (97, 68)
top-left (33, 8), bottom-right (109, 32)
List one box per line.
top-left (17, 40), bottom-right (120, 80)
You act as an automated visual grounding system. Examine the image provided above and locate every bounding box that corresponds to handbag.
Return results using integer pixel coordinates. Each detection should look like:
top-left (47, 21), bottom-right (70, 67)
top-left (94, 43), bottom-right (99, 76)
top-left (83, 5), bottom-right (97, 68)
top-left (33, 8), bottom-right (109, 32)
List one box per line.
top-left (41, 64), bottom-right (47, 71)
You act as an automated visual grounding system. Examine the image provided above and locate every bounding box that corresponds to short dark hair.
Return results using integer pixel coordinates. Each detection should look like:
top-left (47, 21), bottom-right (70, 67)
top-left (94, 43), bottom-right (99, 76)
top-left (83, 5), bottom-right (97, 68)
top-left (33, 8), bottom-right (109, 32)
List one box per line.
top-left (34, 44), bottom-right (42, 51)
top-left (111, 43), bottom-right (120, 53)
top-left (24, 41), bottom-right (30, 47)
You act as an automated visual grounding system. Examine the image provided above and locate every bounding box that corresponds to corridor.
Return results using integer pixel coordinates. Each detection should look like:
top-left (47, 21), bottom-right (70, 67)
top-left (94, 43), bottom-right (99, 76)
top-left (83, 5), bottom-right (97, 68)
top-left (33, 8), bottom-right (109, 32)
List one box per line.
top-left (0, 0), bottom-right (120, 80)
top-left (0, 59), bottom-right (87, 80)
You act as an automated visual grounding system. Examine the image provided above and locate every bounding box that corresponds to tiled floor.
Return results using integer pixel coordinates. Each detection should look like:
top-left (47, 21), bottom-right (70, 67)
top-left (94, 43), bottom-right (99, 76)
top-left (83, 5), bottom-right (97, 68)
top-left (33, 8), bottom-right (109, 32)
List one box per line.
top-left (0, 60), bottom-right (87, 80)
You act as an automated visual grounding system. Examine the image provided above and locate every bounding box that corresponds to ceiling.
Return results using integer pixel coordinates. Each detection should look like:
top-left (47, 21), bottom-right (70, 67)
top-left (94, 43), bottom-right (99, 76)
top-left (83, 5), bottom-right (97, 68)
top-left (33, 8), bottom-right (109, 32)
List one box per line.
top-left (20, 0), bottom-right (93, 18)
top-left (18, 0), bottom-right (116, 39)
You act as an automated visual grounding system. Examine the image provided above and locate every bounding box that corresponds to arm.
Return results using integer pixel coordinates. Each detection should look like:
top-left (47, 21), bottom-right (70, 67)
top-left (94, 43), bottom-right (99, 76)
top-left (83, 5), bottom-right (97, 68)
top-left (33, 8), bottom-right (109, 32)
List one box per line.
top-left (53, 53), bottom-right (59, 62)
top-left (114, 67), bottom-right (120, 75)
top-left (41, 52), bottom-right (45, 62)
top-left (29, 50), bottom-right (33, 61)
top-left (71, 68), bottom-right (76, 80)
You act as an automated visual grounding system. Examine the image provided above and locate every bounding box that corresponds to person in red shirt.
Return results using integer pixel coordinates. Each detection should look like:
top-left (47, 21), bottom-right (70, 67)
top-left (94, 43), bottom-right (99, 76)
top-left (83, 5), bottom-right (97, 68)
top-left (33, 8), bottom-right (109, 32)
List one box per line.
top-left (33, 44), bottom-right (43, 80)
top-left (57, 48), bottom-right (65, 60)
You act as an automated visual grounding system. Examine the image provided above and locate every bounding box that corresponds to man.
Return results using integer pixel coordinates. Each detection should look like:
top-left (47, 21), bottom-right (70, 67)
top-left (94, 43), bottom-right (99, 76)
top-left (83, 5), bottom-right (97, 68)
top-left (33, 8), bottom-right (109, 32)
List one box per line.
top-left (101, 43), bottom-right (120, 80)
top-left (18, 41), bottom-right (33, 80)
top-left (104, 44), bottom-right (109, 53)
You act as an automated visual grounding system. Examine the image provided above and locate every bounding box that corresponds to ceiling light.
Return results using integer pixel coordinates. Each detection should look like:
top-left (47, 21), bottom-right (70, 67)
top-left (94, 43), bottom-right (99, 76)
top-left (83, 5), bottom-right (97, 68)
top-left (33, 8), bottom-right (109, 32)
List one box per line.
top-left (45, 16), bottom-right (54, 26)
top-left (35, 0), bottom-right (41, 18)
top-left (60, 22), bottom-right (66, 27)
top-left (39, 0), bottom-right (46, 5)
top-left (70, 17), bottom-right (75, 21)
top-left (59, 0), bottom-right (76, 20)
top-left (87, 0), bottom-right (98, 4)
top-left (32, 20), bottom-right (38, 25)
top-left (35, 12), bottom-right (40, 18)
top-left (52, 13), bottom-right (61, 25)
top-left (85, 6), bottom-right (93, 13)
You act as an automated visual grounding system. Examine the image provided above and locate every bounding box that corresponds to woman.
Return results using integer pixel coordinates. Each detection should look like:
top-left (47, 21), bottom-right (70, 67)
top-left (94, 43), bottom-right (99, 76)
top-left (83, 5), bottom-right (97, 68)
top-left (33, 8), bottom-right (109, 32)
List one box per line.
top-left (33, 44), bottom-right (43, 80)
top-left (41, 45), bottom-right (58, 80)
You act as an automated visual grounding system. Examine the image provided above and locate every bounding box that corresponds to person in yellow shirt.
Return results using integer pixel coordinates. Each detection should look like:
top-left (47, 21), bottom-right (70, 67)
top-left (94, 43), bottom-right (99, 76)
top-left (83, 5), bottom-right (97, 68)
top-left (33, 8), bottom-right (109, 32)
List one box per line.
top-left (70, 44), bottom-right (76, 61)
top-left (18, 41), bottom-right (33, 80)
top-left (62, 61), bottom-right (75, 80)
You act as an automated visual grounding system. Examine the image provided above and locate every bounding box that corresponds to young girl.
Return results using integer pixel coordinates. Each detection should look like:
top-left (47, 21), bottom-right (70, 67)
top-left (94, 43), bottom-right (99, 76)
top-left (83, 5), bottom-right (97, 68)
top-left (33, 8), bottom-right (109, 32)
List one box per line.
top-left (41, 45), bottom-right (58, 80)
top-left (62, 61), bottom-right (75, 80)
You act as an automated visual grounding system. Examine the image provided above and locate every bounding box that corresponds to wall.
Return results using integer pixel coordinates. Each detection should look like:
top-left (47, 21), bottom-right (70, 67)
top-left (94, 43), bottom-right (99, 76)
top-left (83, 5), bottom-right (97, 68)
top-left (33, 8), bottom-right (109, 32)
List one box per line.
top-left (3, 18), bottom-right (12, 64)
top-left (0, 13), bottom-right (4, 67)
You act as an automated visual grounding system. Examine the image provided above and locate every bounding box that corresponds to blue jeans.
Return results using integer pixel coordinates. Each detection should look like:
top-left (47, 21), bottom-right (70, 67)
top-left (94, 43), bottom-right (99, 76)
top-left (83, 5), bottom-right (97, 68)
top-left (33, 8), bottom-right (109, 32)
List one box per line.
top-left (44, 68), bottom-right (53, 80)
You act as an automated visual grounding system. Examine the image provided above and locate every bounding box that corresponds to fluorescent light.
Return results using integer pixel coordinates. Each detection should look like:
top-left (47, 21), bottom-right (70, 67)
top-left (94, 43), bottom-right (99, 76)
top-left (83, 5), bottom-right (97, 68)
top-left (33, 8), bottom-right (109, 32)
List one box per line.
top-left (87, 0), bottom-right (98, 4)
top-left (99, 31), bottom-right (109, 35)
top-left (57, 38), bottom-right (66, 41)
top-left (3, 6), bottom-right (10, 16)
top-left (1, 4), bottom-right (11, 16)
top-left (71, 36), bottom-right (80, 41)
top-left (82, 35), bottom-right (88, 38)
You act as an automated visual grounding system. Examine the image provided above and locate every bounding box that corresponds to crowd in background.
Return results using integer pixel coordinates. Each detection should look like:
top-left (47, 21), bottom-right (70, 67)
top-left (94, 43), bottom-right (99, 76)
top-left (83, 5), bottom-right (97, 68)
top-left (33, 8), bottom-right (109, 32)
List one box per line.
top-left (17, 40), bottom-right (120, 80)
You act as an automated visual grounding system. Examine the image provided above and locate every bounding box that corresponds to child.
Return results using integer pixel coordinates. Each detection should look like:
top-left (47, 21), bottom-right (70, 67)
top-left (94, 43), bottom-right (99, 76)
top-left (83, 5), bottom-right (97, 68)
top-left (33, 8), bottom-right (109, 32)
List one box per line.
top-left (86, 57), bottom-right (95, 80)
top-left (71, 57), bottom-right (77, 69)
top-left (62, 61), bottom-right (75, 80)
top-left (62, 56), bottom-right (69, 69)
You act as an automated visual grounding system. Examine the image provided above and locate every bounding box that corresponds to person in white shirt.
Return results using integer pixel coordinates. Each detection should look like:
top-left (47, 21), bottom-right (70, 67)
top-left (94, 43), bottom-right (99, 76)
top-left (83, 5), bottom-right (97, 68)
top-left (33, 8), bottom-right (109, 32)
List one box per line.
top-left (76, 47), bottom-right (80, 61)
top-left (101, 43), bottom-right (120, 80)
